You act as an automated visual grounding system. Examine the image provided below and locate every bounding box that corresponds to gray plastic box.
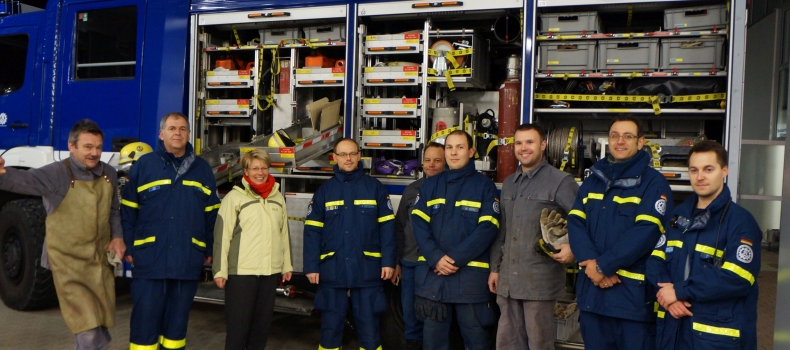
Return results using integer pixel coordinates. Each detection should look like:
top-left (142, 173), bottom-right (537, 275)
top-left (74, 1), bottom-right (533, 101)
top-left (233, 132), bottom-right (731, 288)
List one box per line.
top-left (664, 4), bottom-right (728, 31)
top-left (598, 38), bottom-right (659, 73)
top-left (661, 37), bottom-right (725, 72)
top-left (259, 28), bottom-right (299, 45)
top-left (540, 12), bottom-right (600, 34)
top-left (555, 307), bottom-right (580, 341)
top-left (539, 41), bottom-right (596, 73)
top-left (305, 24), bottom-right (345, 43)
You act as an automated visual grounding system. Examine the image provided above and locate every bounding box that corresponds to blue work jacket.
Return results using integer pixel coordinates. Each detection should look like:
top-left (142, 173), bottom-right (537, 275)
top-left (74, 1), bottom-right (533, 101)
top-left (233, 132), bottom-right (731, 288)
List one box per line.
top-left (121, 141), bottom-right (220, 280)
top-left (411, 160), bottom-right (500, 304)
top-left (568, 150), bottom-right (673, 322)
top-left (303, 164), bottom-right (396, 288)
top-left (647, 186), bottom-right (761, 349)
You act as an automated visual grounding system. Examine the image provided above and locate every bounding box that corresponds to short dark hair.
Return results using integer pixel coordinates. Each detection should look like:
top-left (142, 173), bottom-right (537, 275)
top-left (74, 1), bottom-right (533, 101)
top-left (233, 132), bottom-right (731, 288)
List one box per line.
top-left (689, 140), bottom-right (728, 168)
top-left (333, 137), bottom-right (359, 153)
top-left (446, 130), bottom-right (473, 149)
top-left (424, 142), bottom-right (445, 154)
top-left (515, 123), bottom-right (546, 141)
top-left (160, 112), bottom-right (190, 131)
top-left (68, 119), bottom-right (104, 145)
top-left (608, 114), bottom-right (644, 137)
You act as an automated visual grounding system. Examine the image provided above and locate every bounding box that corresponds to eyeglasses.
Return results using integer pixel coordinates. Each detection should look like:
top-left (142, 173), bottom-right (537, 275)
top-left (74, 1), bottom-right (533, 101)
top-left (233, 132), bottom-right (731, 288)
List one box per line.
top-left (247, 167), bottom-right (269, 172)
top-left (608, 133), bottom-right (638, 142)
top-left (335, 152), bottom-right (360, 158)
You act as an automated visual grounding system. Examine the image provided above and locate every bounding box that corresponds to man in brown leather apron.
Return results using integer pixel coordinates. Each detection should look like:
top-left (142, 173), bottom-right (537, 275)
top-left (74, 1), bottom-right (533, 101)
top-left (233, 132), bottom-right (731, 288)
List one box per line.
top-left (0, 119), bottom-right (125, 350)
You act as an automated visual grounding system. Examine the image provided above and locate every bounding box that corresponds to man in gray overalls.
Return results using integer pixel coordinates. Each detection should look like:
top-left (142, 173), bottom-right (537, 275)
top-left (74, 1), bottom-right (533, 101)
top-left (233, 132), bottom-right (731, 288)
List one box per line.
top-left (0, 119), bottom-right (125, 350)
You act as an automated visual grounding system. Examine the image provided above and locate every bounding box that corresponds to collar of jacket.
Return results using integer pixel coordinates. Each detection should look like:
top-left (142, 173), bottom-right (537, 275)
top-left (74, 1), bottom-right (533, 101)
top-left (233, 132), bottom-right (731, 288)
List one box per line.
top-left (589, 150), bottom-right (649, 189)
top-left (333, 162), bottom-right (364, 182)
top-left (513, 159), bottom-right (548, 182)
top-left (675, 185), bottom-right (732, 231)
top-left (446, 158), bottom-right (477, 183)
top-left (236, 176), bottom-right (281, 199)
top-left (155, 139), bottom-right (196, 177)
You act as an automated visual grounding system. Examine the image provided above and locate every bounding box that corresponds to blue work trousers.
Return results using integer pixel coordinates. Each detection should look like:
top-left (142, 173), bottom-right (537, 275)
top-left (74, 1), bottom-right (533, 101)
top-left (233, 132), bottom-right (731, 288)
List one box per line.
top-left (423, 302), bottom-right (494, 350)
top-left (579, 311), bottom-right (655, 350)
top-left (314, 286), bottom-right (387, 350)
top-left (401, 261), bottom-right (423, 342)
top-left (129, 279), bottom-right (198, 350)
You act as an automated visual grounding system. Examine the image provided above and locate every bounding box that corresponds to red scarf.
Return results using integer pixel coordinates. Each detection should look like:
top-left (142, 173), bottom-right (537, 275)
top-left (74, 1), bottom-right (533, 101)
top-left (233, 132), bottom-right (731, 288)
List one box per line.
top-left (244, 174), bottom-right (276, 199)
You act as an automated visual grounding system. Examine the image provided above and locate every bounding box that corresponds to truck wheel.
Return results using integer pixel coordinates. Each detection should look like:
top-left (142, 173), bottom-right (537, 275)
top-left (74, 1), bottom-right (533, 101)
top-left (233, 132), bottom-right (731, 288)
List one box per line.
top-left (380, 281), bottom-right (406, 350)
top-left (0, 199), bottom-right (57, 310)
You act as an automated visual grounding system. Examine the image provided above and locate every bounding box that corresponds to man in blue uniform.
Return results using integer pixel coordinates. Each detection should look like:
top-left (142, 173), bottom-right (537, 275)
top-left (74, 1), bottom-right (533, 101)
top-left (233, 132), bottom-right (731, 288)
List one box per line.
top-left (393, 142), bottom-right (445, 350)
top-left (121, 112), bottom-right (220, 350)
top-left (303, 138), bottom-right (396, 350)
top-left (567, 115), bottom-right (672, 349)
top-left (411, 130), bottom-right (500, 350)
top-left (647, 141), bottom-right (761, 349)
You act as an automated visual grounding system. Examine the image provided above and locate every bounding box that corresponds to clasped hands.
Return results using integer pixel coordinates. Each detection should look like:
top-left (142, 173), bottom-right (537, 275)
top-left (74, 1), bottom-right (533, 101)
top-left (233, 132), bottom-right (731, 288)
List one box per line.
top-left (579, 259), bottom-right (621, 289)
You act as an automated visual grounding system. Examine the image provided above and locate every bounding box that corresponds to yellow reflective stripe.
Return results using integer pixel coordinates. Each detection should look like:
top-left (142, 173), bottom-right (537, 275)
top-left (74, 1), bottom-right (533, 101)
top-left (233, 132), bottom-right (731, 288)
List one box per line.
top-left (318, 345), bottom-right (341, 350)
top-left (417, 256), bottom-right (426, 261)
top-left (354, 200), bottom-right (377, 205)
top-left (616, 269), bottom-right (645, 281)
top-left (692, 322), bottom-right (740, 338)
top-left (320, 252), bottom-right (335, 260)
top-left (657, 311), bottom-right (666, 319)
top-left (325, 200), bottom-right (344, 208)
top-left (191, 237), bottom-right (206, 248)
top-left (159, 336), bottom-right (186, 349)
top-left (205, 203), bottom-right (221, 212)
top-left (305, 220), bottom-right (325, 228)
top-left (130, 343), bottom-right (158, 350)
top-left (569, 209), bottom-right (587, 220)
top-left (427, 198), bottom-right (446, 206)
top-left (412, 209), bottom-right (431, 222)
top-left (360, 346), bottom-right (383, 350)
top-left (363, 251), bottom-right (382, 257)
top-left (137, 179), bottom-right (172, 192)
top-left (122, 199), bottom-right (139, 208)
top-left (668, 240), bottom-right (683, 248)
top-left (613, 196), bottom-right (641, 204)
top-left (582, 192), bottom-right (604, 204)
top-left (635, 214), bottom-right (665, 233)
top-left (695, 244), bottom-right (724, 258)
top-left (182, 180), bottom-right (211, 195)
top-left (721, 262), bottom-right (755, 285)
top-left (378, 214), bottom-right (395, 223)
top-left (455, 200), bottom-right (482, 208)
top-left (652, 250), bottom-right (666, 260)
top-left (134, 236), bottom-right (156, 246)
top-left (479, 215), bottom-right (500, 228)
top-left (654, 302), bottom-right (659, 312)
top-left (467, 261), bottom-right (490, 268)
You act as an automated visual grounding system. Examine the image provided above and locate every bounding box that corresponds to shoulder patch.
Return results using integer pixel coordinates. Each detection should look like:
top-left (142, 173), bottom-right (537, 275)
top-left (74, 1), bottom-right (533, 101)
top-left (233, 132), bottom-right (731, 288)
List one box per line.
top-left (493, 200), bottom-right (500, 214)
top-left (387, 199), bottom-right (393, 210)
top-left (655, 235), bottom-right (666, 248)
top-left (414, 194), bottom-right (420, 205)
top-left (736, 245), bottom-right (754, 264)
top-left (307, 204), bottom-right (312, 216)
top-left (655, 198), bottom-right (667, 215)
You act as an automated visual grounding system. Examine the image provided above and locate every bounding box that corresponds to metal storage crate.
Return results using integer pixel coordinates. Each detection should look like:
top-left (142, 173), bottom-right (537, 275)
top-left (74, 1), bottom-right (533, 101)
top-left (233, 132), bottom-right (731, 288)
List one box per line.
top-left (554, 302), bottom-right (580, 341)
top-left (540, 11), bottom-right (600, 34)
top-left (258, 28), bottom-right (300, 45)
top-left (661, 37), bottom-right (725, 72)
top-left (664, 4), bottom-right (728, 31)
top-left (598, 39), bottom-right (659, 73)
top-left (305, 24), bottom-right (345, 42)
top-left (539, 41), bottom-right (596, 73)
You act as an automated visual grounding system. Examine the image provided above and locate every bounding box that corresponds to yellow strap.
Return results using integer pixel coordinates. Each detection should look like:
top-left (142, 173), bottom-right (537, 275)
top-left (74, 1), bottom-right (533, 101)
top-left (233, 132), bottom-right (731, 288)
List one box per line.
top-left (305, 220), bottom-right (324, 228)
top-left (721, 262), bottom-right (755, 285)
top-left (354, 200), bottom-right (377, 205)
top-left (582, 192), bottom-right (604, 204)
top-left (612, 196), bottom-right (642, 205)
top-left (205, 203), bottom-right (221, 212)
top-left (616, 269), bottom-right (645, 281)
top-left (325, 200), bottom-right (344, 208)
top-left (467, 261), bottom-right (490, 268)
top-left (427, 198), bottom-right (446, 206)
top-left (668, 240), bottom-right (684, 248)
top-left (191, 237), bottom-right (206, 248)
top-left (230, 25), bottom-right (241, 46)
top-left (692, 322), bottom-right (740, 338)
top-left (559, 127), bottom-right (575, 171)
top-left (121, 199), bottom-right (139, 209)
top-left (672, 93), bottom-right (727, 103)
top-left (455, 200), bottom-right (482, 208)
top-left (363, 251), bottom-right (382, 258)
top-left (134, 236), bottom-right (156, 246)
top-left (635, 214), bottom-right (666, 233)
top-left (569, 209), bottom-right (586, 220)
top-left (644, 141), bottom-right (662, 168)
top-left (412, 209), bottom-right (431, 223)
top-left (320, 252), bottom-right (335, 260)
top-left (445, 69), bottom-right (455, 91)
top-left (445, 52), bottom-right (460, 69)
top-left (695, 244), bottom-right (724, 258)
top-left (378, 214), bottom-right (395, 223)
top-left (478, 215), bottom-right (500, 228)
top-left (288, 216), bottom-right (306, 222)
top-left (430, 126), bottom-right (461, 142)
top-left (183, 180), bottom-right (212, 196)
top-left (651, 250), bottom-right (666, 260)
top-left (159, 336), bottom-right (186, 349)
top-left (130, 343), bottom-right (158, 350)
top-left (137, 179), bottom-right (172, 192)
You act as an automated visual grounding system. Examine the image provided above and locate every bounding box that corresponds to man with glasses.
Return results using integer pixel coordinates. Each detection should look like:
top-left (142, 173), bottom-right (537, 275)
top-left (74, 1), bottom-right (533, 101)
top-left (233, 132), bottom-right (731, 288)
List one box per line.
top-left (303, 138), bottom-right (396, 350)
top-left (567, 115), bottom-right (672, 349)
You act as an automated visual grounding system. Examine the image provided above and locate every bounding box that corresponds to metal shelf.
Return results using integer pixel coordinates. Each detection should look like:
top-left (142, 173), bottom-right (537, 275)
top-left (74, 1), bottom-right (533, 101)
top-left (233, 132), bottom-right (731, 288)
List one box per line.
top-left (427, 76), bottom-right (487, 89)
top-left (537, 30), bottom-right (726, 41)
top-left (203, 42), bottom-right (346, 52)
top-left (535, 71), bottom-right (727, 78)
top-left (534, 108), bottom-right (726, 114)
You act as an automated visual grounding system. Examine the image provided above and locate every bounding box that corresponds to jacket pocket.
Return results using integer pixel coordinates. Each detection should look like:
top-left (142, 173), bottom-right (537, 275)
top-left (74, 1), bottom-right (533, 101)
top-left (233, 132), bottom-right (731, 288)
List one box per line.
top-left (691, 318), bottom-right (742, 350)
top-left (131, 228), bottom-right (157, 270)
top-left (459, 267), bottom-right (490, 296)
top-left (605, 271), bottom-right (646, 312)
top-left (318, 251), bottom-right (337, 283)
top-left (362, 252), bottom-right (383, 282)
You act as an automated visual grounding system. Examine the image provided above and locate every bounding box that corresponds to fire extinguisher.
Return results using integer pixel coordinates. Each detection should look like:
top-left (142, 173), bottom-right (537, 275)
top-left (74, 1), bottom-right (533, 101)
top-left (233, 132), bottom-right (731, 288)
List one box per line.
top-left (497, 54), bottom-right (521, 182)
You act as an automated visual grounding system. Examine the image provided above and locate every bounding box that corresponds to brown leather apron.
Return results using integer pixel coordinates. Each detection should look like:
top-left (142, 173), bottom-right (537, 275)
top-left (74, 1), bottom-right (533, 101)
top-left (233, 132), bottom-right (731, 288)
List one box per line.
top-left (45, 159), bottom-right (115, 334)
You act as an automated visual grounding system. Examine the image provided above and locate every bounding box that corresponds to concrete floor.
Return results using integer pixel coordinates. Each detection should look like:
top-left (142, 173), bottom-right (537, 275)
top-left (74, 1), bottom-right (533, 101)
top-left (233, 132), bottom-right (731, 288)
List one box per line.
top-left (0, 248), bottom-right (779, 350)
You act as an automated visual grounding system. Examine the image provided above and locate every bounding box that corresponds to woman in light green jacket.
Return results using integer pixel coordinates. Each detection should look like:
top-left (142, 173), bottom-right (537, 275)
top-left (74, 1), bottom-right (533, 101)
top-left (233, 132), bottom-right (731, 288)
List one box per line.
top-left (212, 149), bottom-right (292, 350)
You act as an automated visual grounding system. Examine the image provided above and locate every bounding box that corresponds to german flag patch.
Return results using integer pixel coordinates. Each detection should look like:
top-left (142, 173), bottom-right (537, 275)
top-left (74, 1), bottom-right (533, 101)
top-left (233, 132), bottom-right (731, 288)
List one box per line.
top-left (740, 238), bottom-right (753, 246)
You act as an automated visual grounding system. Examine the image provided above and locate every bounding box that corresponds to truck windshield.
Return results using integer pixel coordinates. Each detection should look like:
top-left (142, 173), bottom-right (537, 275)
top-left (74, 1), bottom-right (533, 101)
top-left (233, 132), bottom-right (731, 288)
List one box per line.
top-left (0, 34), bottom-right (28, 95)
top-left (75, 6), bottom-right (137, 80)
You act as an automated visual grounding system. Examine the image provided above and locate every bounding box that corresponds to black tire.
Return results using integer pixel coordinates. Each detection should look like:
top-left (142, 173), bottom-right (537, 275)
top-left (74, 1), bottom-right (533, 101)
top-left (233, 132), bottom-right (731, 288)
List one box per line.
top-left (0, 199), bottom-right (57, 310)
